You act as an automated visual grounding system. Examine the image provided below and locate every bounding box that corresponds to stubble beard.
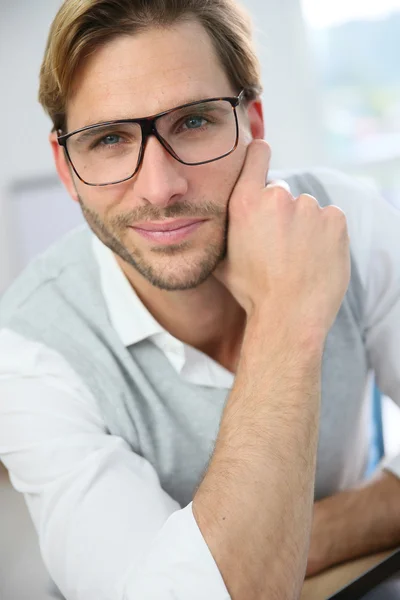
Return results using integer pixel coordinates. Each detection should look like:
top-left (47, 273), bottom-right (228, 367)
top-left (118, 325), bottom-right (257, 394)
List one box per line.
top-left (77, 195), bottom-right (228, 291)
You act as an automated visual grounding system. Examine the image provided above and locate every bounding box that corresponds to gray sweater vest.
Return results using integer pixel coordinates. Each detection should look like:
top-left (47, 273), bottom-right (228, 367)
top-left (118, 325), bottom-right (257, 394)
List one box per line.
top-left (0, 173), bottom-right (369, 507)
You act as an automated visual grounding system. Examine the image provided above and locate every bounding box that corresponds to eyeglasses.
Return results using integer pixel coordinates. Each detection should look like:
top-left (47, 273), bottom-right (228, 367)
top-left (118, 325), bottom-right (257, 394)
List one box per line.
top-left (57, 90), bottom-right (245, 187)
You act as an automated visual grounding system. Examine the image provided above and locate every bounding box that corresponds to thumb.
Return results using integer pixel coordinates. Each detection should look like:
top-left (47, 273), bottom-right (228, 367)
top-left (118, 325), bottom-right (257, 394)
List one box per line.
top-left (233, 139), bottom-right (271, 196)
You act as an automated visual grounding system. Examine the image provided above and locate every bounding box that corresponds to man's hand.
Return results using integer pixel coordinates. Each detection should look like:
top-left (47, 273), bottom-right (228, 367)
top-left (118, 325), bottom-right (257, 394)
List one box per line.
top-left (214, 139), bottom-right (351, 339)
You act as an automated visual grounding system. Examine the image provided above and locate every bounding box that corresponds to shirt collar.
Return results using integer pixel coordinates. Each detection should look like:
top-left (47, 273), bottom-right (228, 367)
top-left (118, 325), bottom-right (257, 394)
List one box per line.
top-left (91, 233), bottom-right (235, 389)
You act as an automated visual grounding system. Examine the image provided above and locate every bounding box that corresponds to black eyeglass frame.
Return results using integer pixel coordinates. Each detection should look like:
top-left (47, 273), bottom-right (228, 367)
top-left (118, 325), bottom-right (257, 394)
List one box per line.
top-left (57, 89), bottom-right (246, 187)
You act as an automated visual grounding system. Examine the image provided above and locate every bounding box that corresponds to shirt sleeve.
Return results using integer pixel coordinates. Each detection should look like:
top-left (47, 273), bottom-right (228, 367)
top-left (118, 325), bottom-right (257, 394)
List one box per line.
top-left (313, 168), bottom-right (400, 479)
top-left (0, 328), bottom-right (230, 600)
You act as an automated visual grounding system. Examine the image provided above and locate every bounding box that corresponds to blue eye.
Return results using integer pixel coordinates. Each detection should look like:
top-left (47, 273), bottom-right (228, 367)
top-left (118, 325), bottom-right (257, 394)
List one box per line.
top-left (185, 116), bottom-right (207, 129)
top-left (102, 135), bottom-right (121, 145)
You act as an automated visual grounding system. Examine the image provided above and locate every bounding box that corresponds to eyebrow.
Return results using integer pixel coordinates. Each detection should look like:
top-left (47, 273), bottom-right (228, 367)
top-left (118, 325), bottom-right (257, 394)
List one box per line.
top-left (72, 124), bottom-right (126, 145)
top-left (77, 93), bottom-right (225, 130)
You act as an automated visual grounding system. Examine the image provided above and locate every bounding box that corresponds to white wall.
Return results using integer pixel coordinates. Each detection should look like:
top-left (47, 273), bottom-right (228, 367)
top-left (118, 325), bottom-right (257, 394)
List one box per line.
top-left (244, 0), bottom-right (326, 169)
top-left (0, 1), bottom-right (61, 184)
top-left (0, 0), bottom-right (62, 293)
top-left (0, 0), bottom-right (325, 293)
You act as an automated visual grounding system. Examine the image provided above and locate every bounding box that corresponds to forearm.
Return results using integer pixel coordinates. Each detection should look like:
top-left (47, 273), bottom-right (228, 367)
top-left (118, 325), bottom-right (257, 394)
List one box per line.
top-left (193, 310), bottom-right (325, 600)
top-left (307, 470), bottom-right (400, 575)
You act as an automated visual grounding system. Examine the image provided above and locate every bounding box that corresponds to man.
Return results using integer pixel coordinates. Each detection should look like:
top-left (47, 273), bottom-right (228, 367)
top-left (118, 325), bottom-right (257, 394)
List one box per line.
top-left (0, 0), bottom-right (399, 599)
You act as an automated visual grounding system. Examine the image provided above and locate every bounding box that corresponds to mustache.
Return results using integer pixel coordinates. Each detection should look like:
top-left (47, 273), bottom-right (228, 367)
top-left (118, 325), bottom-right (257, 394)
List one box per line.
top-left (111, 200), bottom-right (226, 227)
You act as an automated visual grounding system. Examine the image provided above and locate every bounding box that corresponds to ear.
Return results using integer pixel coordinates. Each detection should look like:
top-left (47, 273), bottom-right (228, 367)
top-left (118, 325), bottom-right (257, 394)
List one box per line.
top-left (246, 98), bottom-right (265, 140)
top-left (49, 131), bottom-right (79, 202)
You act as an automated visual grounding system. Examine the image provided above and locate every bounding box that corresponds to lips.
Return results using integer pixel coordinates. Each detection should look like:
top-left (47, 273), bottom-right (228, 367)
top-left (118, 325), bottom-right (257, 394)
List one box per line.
top-left (132, 218), bottom-right (207, 232)
top-left (129, 218), bottom-right (207, 245)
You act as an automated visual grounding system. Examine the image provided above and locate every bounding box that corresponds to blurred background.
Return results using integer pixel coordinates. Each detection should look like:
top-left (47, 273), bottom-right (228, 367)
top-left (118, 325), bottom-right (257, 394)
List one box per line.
top-left (0, 1), bottom-right (400, 598)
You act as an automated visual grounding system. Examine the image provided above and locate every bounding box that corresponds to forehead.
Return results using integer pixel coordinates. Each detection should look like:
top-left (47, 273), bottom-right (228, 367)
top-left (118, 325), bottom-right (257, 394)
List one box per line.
top-left (67, 20), bottom-right (234, 131)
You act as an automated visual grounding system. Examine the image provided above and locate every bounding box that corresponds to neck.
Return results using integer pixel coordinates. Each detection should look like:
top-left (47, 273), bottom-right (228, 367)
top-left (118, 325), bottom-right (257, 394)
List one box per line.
top-left (115, 255), bottom-right (246, 372)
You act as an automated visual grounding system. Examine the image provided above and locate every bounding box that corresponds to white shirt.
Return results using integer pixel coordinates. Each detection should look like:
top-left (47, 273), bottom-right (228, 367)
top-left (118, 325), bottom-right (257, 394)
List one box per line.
top-left (0, 169), bottom-right (400, 600)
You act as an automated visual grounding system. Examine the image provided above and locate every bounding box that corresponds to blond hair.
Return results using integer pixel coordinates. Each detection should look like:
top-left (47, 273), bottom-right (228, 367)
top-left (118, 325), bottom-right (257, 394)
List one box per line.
top-left (39, 0), bottom-right (263, 132)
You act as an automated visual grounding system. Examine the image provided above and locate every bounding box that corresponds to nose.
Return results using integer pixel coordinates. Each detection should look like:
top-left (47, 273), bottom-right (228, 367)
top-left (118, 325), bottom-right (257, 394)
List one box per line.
top-left (133, 135), bottom-right (188, 207)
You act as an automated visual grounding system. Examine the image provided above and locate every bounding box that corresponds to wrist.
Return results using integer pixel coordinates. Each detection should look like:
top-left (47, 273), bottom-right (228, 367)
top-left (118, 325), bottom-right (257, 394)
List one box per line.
top-left (245, 304), bottom-right (326, 362)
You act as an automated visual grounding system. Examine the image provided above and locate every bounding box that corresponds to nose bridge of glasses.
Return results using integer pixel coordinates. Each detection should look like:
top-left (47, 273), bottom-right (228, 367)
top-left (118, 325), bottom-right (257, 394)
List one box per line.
top-left (138, 116), bottom-right (180, 163)
top-left (139, 117), bottom-right (155, 138)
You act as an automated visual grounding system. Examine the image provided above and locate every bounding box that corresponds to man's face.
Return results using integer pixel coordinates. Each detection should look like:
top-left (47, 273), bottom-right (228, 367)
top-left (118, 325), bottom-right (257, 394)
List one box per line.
top-left (54, 20), bottom-right (263, 290)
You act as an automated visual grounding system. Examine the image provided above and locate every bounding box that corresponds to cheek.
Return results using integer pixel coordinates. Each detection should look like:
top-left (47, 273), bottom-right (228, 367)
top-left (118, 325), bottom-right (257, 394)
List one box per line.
top-left (77, 180), bottom-right (130, 217)
top-left (217, 151), bottom-right (248, 200)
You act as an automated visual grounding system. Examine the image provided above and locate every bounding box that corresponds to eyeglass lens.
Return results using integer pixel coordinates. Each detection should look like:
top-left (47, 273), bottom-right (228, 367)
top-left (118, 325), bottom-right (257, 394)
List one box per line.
top-left (65, 99), bottom-right (238, 185)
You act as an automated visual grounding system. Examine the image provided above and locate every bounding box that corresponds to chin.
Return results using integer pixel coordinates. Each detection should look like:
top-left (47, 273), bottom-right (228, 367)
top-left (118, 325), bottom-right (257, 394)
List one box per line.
top-left (131, 246), bottom-right (226, 291)
top-left (136, 261), bottom-right (219, 292)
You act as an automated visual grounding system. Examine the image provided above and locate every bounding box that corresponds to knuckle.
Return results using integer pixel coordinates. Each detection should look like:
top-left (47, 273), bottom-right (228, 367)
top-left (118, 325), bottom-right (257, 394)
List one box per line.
top-left (323, 205), bottom-right (348, 224)
top-left (266, 182), bottom-right (293, 203)
top-left (297, 193), bottom-right (320, 209)
top-left (267, 179), bottom-right (292, 194)
top-left (322, 206), bottom-right (350, 240)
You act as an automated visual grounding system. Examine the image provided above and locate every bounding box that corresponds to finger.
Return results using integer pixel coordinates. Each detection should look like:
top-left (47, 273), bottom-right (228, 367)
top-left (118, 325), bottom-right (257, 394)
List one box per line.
top-left (266, 179), bottom-right (293, 195)
top-left (235, 139), bottom-right (272, 193)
